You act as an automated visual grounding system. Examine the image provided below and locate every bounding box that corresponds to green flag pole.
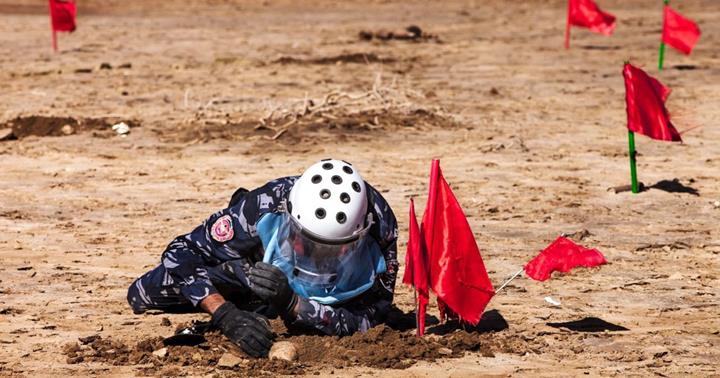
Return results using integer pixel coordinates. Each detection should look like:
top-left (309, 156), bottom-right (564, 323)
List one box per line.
top-left (628, 131), bottom-right (639, 194)
top-left (658, 0), bottom-right (669, 70)
top-left (658, 42), bottom-right (666, 70)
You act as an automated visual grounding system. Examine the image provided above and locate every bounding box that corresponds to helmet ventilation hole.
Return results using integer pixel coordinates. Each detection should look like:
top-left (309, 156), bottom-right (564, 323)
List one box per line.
top-left (320, 189), bottom-right (331, 199)
top-left (340, 193), bottom-right (350, 203)
top-left (351, 181), bottom-right (361, 193)
top-left (336, 212), bottom-right (347, 224)
top-left (342, 166), bottom-right (354, 174)
top-left (322, 163), bottom-right (334, 170)
top-left (287, 201), bottom-right (293, 213)
top-left (311, 175), bottom-right (322, 184)
top-left (315, 208), bottom-right (326, 219)
top-left (331, 175), bottom-right (342, 185)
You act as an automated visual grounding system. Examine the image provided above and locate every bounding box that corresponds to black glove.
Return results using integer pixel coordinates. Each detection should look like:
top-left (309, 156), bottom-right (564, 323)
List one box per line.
top-left (249, 262), bottom-right (298, 315)
top-left (211, 302), bottom-right (274, 358)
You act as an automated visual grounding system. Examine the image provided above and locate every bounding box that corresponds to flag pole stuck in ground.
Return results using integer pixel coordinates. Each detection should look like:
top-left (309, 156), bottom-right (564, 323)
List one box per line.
top-left (658, 0), bottom-right (701, 70)
top-left (564, 0), bottom-right (616, 49)
top-left (627, 130), bottom-right (639, 193)
top-left (658, 0), bottom-right (669, 70)
top-left (404, 160), bottom-right (495, 335)
top-left (48, 0), bottom-right (77, 52)
top-left (622, 62), bottom-right (682, 193)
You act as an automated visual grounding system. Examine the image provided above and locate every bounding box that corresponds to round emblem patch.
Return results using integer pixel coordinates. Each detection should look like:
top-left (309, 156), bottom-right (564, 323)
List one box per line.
top-left (211, 215), bottom-right (234, 242)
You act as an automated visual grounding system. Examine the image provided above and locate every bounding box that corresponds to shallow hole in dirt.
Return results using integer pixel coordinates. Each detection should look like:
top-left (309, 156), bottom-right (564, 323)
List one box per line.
top-left (0, 115), bottom-right (139, 140)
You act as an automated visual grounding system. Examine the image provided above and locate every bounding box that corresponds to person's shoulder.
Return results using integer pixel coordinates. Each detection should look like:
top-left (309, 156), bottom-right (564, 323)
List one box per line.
top-left (231, 176), bottom-right (299, 224)
top-left (244, 176), bottom-right (299, 203)
top-left (364, 182), bottom-right (398, 243)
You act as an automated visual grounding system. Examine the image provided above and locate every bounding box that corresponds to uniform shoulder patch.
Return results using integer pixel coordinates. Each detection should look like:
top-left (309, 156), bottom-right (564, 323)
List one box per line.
top-left (211, 215), bottom-right (234, 242)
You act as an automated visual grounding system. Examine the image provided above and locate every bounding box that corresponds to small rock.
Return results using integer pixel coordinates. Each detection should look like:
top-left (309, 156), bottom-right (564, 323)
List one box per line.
top-left (160, 317), bottom-right (171, 327)
top-left (60, 124), bottom-right (74, 135)
top-left (111, 122), bottom-right (130, 135)
top-left (99, 62), bottom-right (112, 70)
top-left (438, 347), bottom-right (453, 355)
top-left (217, 352), bottom-right (245, 368)
top-left (269, 341), bottom-right (298, 362)
top-left (152, 347), bottom-right (168, 358)
top-left (713, 201), bottom-right (720, 209)
top-left (192, 352), bottom-right (202, 361)
top-left (118, 63), bottom-right (132, 69)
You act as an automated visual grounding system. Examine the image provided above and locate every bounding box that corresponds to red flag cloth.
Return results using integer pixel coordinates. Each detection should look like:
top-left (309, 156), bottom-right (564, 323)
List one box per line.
top-left (49, 0), bottom-right (77, 33)
top-left (568, 0), bottom-right (616, 36)
top-left (524, 236), bottom-right (607, 281)
top-left (421, 159), bottom-right (494, 325)
top-left (623, 63), bottom-right (681, 142)
top-left (662, 6), bottom-right (700, 55)
top-left (402, 199), bottom-right (430, 336)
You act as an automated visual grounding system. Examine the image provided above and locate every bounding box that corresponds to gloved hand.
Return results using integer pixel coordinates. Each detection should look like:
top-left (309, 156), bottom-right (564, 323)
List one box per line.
top-left (210, 302), bottom-right (274, 358)
top-left (249, 262), bottom-right (298, 315)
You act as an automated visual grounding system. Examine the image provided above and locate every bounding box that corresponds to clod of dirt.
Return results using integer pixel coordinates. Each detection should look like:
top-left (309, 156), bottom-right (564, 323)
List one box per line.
top-left (359, 25), bottom-right (439, 42)
top-left (268, 341), bottom-right (297, 362)
top-left (152, 347), bottom-right (167, 358)
top-left (217, 352), bottom-right (246, 368)
top-left (0, 116), bottom-right (140, 140)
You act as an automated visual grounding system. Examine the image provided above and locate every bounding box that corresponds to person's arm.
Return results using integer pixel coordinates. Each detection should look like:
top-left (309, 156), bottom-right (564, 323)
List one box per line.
top-left (200, 293), bottom-right (226, 314)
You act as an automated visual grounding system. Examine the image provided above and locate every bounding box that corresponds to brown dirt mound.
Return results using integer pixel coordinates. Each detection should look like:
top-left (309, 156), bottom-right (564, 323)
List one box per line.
top-left (63, 322), bottom-right (543, 376)
top-left (165, 108), bottom-right (454, 145)
top-left (358, 25), bottom-right (440, 42)
top-left (273, 52), bottom-right (398, 65)
top-left (0, 116), bottom-right (139, 140)
top-left (158, 88), bottom-right (457, 144)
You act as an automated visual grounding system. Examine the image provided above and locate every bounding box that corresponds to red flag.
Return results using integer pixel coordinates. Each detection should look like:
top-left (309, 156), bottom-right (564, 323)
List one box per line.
top-left (623, 63), bottom-right (681, 142)
top-left (662, 6), bottom-right (700, 55)
top-left (568, 0), bottom-right (616, 36)
top-left (402, 199), bottom-right (429, 336)
top-left (49, 0), bottom-right (77, 33)
top-left (422, 159), bottom-right (494, 325)
top-left (524, 236), bottom-right (606, 281)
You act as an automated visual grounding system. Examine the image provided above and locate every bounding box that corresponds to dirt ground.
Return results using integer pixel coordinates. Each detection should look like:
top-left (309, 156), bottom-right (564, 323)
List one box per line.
top-left (1, 0), bottom-right (719, 376)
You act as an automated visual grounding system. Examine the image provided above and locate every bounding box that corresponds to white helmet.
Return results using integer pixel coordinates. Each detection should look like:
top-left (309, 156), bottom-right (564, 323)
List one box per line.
top-left (288, 159), bottom-right (369, 241)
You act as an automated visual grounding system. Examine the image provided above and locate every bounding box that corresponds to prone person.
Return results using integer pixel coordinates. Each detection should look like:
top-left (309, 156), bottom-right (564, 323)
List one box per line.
top-left (127, 159), bottom-right (398, 357)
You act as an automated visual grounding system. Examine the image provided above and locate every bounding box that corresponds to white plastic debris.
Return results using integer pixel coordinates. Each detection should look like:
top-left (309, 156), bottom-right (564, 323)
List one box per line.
top-left (713, 200), bottom-right (720, 209)
top-left (111, 122), bottom-right (130, 137)
top-left (544, 296), bottom-right (561, 306)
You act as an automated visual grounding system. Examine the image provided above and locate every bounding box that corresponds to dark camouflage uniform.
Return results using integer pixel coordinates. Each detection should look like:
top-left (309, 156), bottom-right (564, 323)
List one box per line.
top-left (127, 176), bottom-right (398, 336)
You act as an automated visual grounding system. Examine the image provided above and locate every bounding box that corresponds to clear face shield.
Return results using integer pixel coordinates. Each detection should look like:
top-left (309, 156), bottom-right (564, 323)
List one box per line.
top-left (274, 204), bottom-right (380, 301)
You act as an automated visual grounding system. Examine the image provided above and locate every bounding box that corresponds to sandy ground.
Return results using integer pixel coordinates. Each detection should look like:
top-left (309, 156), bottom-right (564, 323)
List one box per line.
top-left (1, 0), bottom-right (719, 376)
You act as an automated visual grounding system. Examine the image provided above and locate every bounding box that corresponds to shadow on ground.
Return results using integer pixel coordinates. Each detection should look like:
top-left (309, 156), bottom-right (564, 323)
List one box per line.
top-left (547, 317), bottom-right (629, 332)
top-left (649, 179), bottom-right (699, 196)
